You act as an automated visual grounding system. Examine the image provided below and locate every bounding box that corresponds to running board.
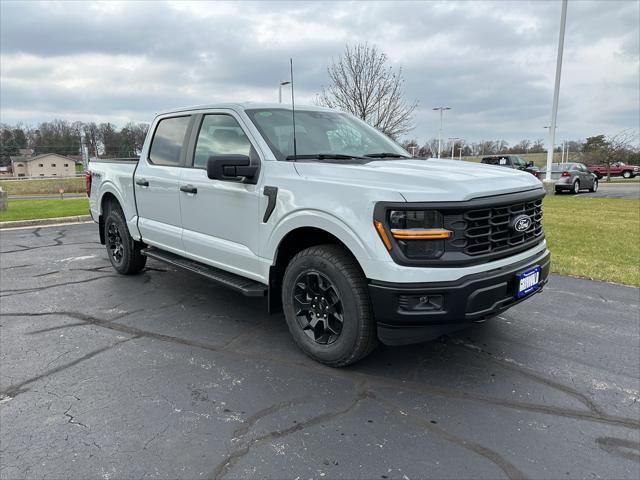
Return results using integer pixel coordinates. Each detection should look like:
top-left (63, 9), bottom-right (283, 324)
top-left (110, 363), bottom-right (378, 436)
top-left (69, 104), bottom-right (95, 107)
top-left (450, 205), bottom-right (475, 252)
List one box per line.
top-left (141, 247), bottom-right (267, 297)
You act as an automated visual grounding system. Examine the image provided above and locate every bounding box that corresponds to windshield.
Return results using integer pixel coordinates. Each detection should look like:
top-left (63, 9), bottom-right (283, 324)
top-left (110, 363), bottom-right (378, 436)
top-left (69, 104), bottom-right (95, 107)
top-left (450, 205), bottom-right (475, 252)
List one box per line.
top-left (245, 108), bottom-right (410, 161)
top-left (513, 156), bottom-right (527, 167)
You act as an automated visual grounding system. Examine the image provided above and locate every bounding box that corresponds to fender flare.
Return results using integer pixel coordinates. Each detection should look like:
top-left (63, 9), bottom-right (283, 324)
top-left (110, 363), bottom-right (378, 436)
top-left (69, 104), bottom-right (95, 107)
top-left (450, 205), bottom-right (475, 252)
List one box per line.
top-left (265, 209), bottom-right (377, 277)
top-left (97, 182), bottom-right (141, 241)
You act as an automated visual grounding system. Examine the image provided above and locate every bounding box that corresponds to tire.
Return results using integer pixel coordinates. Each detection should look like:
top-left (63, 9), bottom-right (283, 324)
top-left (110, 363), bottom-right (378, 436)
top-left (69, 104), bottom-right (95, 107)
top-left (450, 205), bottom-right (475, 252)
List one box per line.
top-left (589, 179), bottom-right (598, 192)
top-left (282, 244), bottom-right (377, 367)
top-left (623, 171), bottom-right (632, 179)
top-left (572, 180), bottom-right (580, 194)
top-left (104, 204), bottom-right (147, 275)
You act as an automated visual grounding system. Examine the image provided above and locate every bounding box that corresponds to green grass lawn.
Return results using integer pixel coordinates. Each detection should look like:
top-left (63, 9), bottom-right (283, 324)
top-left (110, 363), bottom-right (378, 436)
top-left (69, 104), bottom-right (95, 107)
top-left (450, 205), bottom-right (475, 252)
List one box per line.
top-left (0, 198), bottom-right (89, 222)
top-left (0, 177), bottom-right (85, 195)
top-left (543, 195), bottom-right (640, 287)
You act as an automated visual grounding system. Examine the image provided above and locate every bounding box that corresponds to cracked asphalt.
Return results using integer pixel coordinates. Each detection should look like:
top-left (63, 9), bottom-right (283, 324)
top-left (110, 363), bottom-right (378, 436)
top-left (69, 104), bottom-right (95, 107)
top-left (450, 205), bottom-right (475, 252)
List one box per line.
top-left (1, 223), bottom-right (639, 480)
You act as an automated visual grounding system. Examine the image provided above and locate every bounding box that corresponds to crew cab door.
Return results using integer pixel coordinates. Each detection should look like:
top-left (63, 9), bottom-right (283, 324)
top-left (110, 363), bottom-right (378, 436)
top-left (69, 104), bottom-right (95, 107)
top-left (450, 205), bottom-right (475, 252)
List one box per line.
top-left (135, 114), bottom-right (194, 254)
top-left (178, 111), bottom-right (264, 281)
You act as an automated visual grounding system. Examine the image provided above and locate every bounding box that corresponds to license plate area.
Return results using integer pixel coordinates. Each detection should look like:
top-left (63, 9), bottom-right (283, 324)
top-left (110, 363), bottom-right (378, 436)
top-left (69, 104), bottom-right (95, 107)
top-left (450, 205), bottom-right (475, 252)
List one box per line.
top-left (516, 266), bottom-right (541, 298)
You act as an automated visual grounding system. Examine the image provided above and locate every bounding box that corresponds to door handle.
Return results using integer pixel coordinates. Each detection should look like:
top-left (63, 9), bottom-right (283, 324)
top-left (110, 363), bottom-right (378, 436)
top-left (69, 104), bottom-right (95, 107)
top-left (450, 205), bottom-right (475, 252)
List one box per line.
top-left (180, 184), bottom-right (197, 194)
top-left (135, 178), bottom-right (149, 187)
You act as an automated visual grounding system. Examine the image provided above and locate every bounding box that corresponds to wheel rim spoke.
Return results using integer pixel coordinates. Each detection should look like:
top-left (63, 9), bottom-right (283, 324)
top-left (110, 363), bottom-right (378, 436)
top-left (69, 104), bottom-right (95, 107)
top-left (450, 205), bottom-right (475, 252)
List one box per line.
top-left (293, 269), bottom-right (343, 345)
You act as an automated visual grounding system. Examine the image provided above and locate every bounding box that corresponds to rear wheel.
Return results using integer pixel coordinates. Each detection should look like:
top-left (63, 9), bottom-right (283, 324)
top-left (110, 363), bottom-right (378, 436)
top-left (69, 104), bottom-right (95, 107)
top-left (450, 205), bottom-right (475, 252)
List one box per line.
top-left (572, 180), bottom-right (580, 194)
top-left (104, 204), bottom-right (147, 274)
top-left (589, 179), bottom-right (598, 192)
top-left (282, 244), bottom-right (377, 367)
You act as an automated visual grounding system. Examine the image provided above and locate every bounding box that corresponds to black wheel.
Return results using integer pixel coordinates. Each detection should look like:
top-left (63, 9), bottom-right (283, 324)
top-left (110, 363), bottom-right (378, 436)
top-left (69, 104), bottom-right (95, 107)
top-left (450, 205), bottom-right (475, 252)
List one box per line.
top-left (589, 179), bottom-right (598, 192)
top-left (104, 204), bottom-right (147, 275)
top-left (282, 244), bottom-right (377, 367)
top-left (572, 180), bottom-right (580, 194)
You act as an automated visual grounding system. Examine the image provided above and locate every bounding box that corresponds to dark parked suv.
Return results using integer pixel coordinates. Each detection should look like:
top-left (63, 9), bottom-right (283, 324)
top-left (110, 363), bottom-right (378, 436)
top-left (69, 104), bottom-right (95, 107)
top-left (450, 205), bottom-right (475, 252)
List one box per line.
top-left (481, 155), bottom-right (540, 177)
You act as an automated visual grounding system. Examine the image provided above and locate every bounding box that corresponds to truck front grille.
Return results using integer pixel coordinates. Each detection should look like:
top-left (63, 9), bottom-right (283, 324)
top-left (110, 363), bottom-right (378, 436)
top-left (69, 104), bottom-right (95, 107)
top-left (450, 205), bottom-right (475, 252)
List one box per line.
top-left (459, 199), bottom-right (544, 256)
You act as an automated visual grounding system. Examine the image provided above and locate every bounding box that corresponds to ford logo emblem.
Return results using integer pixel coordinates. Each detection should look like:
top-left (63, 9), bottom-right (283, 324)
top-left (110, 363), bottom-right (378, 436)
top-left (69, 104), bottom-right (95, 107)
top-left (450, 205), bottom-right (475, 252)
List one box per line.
top-left (512, 214), bottom-right (532, 232)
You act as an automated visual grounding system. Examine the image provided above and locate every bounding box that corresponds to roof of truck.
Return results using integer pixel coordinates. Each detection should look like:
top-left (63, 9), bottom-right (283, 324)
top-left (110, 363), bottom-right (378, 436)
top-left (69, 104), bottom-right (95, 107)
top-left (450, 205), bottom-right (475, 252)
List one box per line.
top-left (158, 102), bottom-right (334, 116)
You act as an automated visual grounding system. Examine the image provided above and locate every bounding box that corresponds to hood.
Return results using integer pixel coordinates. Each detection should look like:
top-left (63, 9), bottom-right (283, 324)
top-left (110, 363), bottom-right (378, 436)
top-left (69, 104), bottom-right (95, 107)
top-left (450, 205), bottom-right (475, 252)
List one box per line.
top-left (294, 158), bottom-right (544, 202)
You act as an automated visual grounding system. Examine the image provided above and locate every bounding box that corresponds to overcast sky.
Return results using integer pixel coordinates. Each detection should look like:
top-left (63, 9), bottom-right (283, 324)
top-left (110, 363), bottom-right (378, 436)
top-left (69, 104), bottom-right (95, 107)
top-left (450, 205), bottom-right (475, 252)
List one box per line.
top-left (1, 0), bottom-right (638, 145)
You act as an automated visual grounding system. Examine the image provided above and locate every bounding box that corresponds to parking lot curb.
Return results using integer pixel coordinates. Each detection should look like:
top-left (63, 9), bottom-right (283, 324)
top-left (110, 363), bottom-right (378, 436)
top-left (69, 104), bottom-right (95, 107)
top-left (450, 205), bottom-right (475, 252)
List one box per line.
top-left (0, 215), bottom-right (93, 229)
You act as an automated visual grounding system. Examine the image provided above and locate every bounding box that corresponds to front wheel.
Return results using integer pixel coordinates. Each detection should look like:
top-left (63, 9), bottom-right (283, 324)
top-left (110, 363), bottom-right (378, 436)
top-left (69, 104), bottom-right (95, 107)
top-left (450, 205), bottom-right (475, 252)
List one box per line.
top-left (572, 180), bottom-right (580, 194)
top-left (623, 171), bottom-right (632, 179)
top-left (589, 179), bottom-right (598, 192)
top-left (282, 244), bottom-right (377, 367)
top-left (104, 205), bottom-right (147, 275)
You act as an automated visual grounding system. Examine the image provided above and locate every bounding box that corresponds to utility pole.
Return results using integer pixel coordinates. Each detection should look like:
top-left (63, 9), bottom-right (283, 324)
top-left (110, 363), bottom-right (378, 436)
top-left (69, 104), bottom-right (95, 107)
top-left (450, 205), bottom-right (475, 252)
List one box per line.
top-left (544, 0), bottom-right (568, 189)
top-left (458, 147), bottom-right (463, 161)
top-left (433, 106), bottom-right (451, 158)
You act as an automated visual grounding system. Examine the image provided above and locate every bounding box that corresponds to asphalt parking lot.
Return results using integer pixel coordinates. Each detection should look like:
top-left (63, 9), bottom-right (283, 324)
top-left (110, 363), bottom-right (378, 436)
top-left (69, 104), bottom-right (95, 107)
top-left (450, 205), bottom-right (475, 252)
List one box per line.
top-left (1, 223), bottom-right (639, 480)
top-left (581, 182), bottom-right (640, 199)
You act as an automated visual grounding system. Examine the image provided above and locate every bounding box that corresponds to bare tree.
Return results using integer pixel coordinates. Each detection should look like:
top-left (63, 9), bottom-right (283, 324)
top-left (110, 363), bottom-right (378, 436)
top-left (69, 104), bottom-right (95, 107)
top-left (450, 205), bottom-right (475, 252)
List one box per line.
top-left (316, 43), bottom-right (417, 140)
top-left (583, 130), bottom-right (639, 181)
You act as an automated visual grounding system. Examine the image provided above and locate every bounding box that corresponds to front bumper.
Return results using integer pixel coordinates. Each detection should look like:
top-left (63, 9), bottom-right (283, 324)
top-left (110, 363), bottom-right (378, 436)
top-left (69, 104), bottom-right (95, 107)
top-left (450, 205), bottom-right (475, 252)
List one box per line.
top-left (369, 249), bottom-right (551, 345)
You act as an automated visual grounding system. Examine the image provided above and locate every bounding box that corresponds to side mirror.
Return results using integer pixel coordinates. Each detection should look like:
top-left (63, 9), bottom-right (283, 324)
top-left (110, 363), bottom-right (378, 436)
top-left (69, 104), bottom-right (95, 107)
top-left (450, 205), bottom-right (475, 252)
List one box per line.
top-left (527, 161), bottom-right (534, 167)
top-left (207, 155), bottom-right (258, 184)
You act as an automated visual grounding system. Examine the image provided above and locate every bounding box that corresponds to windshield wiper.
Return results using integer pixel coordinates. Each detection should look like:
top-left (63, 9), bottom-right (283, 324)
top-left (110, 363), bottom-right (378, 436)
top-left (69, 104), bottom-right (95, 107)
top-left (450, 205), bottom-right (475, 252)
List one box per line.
top-left (285, 154), bottom-right (366, 161)
top-left (363, 152), bottom-right (411, 158)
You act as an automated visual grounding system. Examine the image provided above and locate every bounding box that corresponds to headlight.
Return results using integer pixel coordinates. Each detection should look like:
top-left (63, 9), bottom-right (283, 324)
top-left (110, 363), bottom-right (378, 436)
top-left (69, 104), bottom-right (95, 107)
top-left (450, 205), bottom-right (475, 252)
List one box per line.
top-left (385, 210), bottom-right (450, 259)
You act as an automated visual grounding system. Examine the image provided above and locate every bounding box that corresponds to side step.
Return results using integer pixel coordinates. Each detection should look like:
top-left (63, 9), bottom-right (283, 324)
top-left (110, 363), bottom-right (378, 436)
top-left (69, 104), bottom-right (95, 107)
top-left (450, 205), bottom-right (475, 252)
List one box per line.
top-left (142, 247), bottom-right (267, 297)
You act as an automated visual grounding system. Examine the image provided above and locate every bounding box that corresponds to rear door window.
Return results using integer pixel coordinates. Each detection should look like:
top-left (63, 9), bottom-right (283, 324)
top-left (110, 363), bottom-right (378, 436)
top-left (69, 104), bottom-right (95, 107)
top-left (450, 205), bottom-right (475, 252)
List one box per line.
top-left (149, 116), bottom-right (191, 166)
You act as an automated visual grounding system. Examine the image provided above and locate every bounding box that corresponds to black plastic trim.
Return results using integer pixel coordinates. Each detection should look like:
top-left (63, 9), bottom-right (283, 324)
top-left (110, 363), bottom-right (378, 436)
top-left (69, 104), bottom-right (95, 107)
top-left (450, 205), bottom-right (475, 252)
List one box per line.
top-left (142, 247), bottom-right (267, 297)
top-left (370, 249), bottom-right (550, 345)
top-left (263, 186), bottom-right (278, 222)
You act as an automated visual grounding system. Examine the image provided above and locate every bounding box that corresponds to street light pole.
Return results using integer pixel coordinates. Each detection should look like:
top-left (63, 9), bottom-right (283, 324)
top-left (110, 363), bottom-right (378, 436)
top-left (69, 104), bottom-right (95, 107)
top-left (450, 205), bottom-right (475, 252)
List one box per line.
top-left (544, 0), bottom-right (568, 186)
top-left (279, 80), bottom-right (291, 104)
top-left (448, 137), bottom-right (460, 160)
top-left (433, 106), bottom-right (451, 158)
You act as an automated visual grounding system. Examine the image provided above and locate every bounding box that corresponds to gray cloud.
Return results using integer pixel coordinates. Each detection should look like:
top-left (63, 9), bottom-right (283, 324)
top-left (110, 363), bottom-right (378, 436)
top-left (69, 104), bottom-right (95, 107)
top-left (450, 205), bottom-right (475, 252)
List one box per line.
top-left (1, 0), bottom-right (638, 146)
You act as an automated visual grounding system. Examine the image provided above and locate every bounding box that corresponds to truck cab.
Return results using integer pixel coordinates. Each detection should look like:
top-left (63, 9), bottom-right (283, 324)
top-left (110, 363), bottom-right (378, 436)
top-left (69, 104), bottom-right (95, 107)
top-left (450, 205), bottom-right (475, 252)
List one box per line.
top-left (88, 103), bottom-right (550, 366)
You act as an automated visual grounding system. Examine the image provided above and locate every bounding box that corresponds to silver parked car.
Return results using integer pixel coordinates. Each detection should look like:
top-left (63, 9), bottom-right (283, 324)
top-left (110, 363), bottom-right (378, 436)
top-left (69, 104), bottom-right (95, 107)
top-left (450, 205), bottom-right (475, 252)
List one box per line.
top-left (540, 162), bottom-right (598, 194)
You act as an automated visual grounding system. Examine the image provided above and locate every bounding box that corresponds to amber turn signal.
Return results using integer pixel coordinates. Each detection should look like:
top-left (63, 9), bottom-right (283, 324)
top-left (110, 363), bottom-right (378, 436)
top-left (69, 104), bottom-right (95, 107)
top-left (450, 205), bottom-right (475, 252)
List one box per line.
top-left (374, 220), bottom-right (392, 251)
top-left (391, 229), bottom-right (451, 240)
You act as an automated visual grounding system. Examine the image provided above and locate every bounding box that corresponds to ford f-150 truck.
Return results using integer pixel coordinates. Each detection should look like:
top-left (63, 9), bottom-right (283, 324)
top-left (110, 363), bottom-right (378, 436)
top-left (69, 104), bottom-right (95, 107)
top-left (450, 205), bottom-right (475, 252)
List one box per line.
top-left (88, 103), bottom-right (550, 366)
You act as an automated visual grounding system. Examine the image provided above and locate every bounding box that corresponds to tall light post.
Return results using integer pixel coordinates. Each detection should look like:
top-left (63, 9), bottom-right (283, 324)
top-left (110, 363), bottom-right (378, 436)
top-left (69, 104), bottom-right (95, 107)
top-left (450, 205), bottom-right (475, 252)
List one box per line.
top-left (544, 125), bottom-right (559, 162)
top-left (448, 137), bottom-right (461, 159)
top-left (544, 0), bottom-right (568, 187)
top-left (278, 80), bottom-right (291, 104)
top-left (433, 106), bottom-right (451, 158)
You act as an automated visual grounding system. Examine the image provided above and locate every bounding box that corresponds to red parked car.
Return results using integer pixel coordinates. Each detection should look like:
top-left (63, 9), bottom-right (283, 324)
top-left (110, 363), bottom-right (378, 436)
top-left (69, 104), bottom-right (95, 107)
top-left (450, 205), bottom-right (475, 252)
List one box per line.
top-left (587, 162), bottom-right (639, 179)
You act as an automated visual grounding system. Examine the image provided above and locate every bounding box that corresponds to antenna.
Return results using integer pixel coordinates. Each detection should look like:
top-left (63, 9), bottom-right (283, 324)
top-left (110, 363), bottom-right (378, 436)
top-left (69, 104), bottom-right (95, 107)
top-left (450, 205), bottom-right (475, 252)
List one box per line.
top-left (290, 58), bottom-right (297, 160)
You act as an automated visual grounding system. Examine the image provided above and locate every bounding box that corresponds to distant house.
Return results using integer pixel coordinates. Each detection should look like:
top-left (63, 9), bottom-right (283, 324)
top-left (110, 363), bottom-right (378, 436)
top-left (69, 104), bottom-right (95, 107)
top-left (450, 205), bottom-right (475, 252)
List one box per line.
top-left (10, 153), bottom-right (76, 177)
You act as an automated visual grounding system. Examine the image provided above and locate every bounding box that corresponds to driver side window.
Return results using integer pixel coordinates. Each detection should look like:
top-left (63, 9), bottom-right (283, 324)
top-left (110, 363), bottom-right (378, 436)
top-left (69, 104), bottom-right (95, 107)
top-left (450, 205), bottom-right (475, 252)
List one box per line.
top-left (193, 114), bottom-right (253, 169)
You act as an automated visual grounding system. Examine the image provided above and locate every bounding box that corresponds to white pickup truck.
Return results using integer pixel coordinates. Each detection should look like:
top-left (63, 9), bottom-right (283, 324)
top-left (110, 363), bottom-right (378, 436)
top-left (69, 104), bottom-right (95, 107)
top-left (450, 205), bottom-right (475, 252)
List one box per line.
top-left (88, 103), bottom-right (550, 366)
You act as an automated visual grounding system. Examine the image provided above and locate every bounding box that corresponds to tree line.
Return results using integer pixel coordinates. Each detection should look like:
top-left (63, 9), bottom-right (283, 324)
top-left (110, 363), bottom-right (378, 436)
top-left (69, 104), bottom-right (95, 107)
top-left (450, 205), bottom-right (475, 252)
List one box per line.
top-left (0, 120), bottom-right (149, 166)
top-left (400, 134), bottom-right (639, 166)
